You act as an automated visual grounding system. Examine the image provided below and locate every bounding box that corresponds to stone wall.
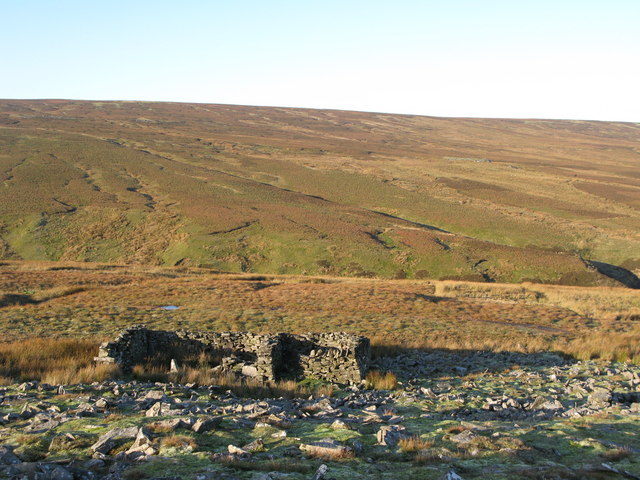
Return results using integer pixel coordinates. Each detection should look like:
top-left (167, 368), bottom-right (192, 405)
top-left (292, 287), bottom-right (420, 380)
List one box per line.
top-left (95, 325), bottom-right (370, 384)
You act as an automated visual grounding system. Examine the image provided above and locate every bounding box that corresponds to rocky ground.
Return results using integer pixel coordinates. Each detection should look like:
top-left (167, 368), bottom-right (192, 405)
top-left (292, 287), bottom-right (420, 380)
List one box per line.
top-left (1, 350), bottom-right (639, 480)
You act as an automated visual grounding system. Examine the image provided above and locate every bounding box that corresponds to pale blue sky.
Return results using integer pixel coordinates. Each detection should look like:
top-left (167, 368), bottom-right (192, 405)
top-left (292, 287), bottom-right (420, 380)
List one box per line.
top-left (2, 0), bottom-right (639, 121)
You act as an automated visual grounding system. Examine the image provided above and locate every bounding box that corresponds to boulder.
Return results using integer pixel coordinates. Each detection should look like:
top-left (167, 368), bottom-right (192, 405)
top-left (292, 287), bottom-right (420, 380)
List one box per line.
top-left (330, 419), bottom-right (351, 430)
top-left (300, 439), bottom-right (352, 458)
top-left (450, 430), bottom-right (476, 445)
top-left (90, 426), bottom-right (140, 454)
top-left (227, 444), bottom-right (249, 456)
top-left (242, 438), bottom-right (265, 452)
top-left (149, 417), bottom-right (192, 432)
top-left (588, 389), bottom-right (612, 407)
top-left (376, 425), bottom-right (410, 447)
top-left (146, 401), bottom-right (165, 417)
top-left (0, 446), bottom-right (21, 465)
top-left (192, 416), bottom-right (222, 433)
top-left (311, 464), bottom-right (329, 480)
top-left (440, 471), bottom-right (465, 480)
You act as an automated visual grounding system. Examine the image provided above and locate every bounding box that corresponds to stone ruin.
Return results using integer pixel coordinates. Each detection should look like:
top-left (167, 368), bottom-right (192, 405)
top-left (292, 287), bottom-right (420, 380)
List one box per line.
top-left (95, 325), bottom-right (370, 384)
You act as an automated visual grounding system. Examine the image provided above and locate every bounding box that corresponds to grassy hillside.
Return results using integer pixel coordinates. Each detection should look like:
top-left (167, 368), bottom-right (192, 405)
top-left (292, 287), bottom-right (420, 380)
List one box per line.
top-left (2, 100), bottom-right (640, 285)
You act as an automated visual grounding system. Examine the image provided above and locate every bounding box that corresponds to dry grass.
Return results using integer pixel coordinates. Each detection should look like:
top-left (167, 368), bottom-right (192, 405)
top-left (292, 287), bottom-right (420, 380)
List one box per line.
top-left (413, 449), bottom-right (450, 464)
top-left (0, 337), bottom-right (119, 385)
top-left (398, 436), bottom-right (435, 453)
top-left (30, 286), bottom-right (87, 303)
top-left (365, 370), bottom-right (398, 390)
top-left (1, 264), bottom-right (640, 379)
top-left (0, 336), bottom-right (334, 392)
top-left (301, 445), bottom-right (356, 461)
top-left (159, 434), bottom-right (197, 450)
top-left (562, 324), bottom-right (640, 363)
top-left (15, 434), bottom-right (43, 446)
top-left (601, 446), bottom-right (633, 462)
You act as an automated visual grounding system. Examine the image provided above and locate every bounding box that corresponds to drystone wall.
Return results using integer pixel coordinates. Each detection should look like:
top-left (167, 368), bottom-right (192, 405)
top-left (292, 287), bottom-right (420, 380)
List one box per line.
top-left (95, 325), bottom-right (370, 384)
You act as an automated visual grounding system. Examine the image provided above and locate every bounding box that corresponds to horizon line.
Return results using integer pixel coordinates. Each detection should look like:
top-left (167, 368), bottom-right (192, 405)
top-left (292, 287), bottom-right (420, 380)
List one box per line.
top-left (2, 97), bottom-right (639, 125)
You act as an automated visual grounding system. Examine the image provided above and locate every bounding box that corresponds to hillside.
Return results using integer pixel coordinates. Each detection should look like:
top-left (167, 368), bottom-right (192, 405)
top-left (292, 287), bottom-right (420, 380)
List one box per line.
top-left (2, 100), bottom-right (640, 285)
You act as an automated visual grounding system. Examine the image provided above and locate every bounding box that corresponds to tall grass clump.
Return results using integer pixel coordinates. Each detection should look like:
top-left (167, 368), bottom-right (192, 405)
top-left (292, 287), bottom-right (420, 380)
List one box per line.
top-left (0, 337), bottom-right (119, 385)
top-left (398, 436), bottom-right (435, 452)
top-left (365, 370), bottom-right (398, 390)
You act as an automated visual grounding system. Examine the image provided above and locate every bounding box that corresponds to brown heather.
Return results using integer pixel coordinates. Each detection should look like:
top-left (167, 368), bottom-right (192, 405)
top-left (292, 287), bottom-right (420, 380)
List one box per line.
top-left (1, 100), bottom-right (640, 285)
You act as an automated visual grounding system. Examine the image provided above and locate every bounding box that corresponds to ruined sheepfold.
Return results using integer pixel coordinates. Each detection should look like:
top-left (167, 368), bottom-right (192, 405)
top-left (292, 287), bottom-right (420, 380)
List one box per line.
top-left (95, 325), bottom-right (370, 384)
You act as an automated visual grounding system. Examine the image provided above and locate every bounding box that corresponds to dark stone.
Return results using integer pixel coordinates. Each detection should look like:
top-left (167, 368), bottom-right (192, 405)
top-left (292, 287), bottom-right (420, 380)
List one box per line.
top-left (95, 325), bottom-right (370, 384)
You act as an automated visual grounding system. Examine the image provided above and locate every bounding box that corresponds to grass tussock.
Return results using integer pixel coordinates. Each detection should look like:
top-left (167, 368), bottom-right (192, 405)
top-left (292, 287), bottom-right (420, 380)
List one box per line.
top-left (365, 370), bottom-right (398, 390)
top-left (398, 436), bottom-right (435, 452)
top-left (413, 448), bottom-right (452, 464)
top-left (159, 434), bottom-right (197, 450)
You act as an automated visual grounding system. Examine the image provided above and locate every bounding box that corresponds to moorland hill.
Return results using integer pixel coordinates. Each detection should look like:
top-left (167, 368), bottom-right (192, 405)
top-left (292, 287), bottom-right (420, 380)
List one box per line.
top-left (1, 100), bottom-right (640, 285)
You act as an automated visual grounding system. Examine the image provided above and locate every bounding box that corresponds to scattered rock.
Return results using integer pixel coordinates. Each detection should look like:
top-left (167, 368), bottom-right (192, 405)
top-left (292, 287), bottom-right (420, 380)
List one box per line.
top-left (47, 464), bottom-right (75, 480)
top-left (227, 444), bottom-right (249, 455)
top-left (192, 416), bottom-right (222, 433)
top-left (146, 401), bottom-right (166, 417)
top-left (0, 446), bottom-right (21, 465)
top-left (310, 464), bottom-right (329, 480)
top-left (450, 429), bottom-right (476, 445)
top-left (440, 470), bottom-right (465, 480)
top-left (243, 438), bottom-right (265, 452)
top-left (300, 439), bottom-right (352, 458)
top-left (125, 427), bottom-right (156, 459)
top-left (83, 458), bottom-right (105, 469)
top-left (149, 417), bottom-right (191, 432)
top-left (91, 426), bottom-right (140, 454)
top-left (330, 419), bottom-right (351, 430)
top-left (588, 389), bottom-right (612, 408)
top-left (376, 425), bottom-right (410, 447)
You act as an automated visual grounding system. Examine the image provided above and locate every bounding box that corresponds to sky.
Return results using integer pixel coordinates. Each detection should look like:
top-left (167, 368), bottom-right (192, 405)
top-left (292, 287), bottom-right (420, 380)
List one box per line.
top-left (2, 0), bottom-right (639, 122)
